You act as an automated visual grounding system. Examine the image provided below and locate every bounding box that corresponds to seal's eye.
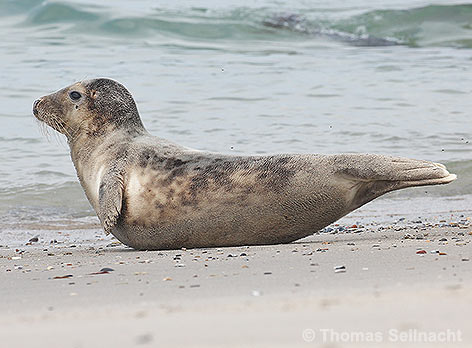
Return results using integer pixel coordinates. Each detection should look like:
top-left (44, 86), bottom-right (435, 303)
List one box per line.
top-left (69, 91), bottom-right (82, 101)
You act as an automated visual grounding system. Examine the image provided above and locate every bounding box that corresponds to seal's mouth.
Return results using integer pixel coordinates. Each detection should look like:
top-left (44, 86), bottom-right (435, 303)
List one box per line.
top-left (32, 97), bottom-right (70, 137)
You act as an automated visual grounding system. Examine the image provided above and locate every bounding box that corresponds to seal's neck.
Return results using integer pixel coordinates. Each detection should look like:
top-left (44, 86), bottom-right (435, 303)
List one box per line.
top-left (68, 127), bottom-right (147, 210)
top-left (68, 126), bottom-right (145, 173)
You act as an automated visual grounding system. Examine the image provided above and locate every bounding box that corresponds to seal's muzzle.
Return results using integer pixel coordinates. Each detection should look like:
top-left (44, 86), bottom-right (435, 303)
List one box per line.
top-left (33, 99), bottom-right (41, 116)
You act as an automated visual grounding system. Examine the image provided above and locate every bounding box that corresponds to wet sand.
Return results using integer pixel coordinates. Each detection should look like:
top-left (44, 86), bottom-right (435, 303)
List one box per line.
top-left (1, 206), bottom-right (471, 348)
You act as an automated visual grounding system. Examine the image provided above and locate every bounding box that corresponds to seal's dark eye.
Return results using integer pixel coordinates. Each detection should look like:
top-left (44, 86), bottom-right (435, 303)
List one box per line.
top-left (69, 91), bottom-right (82, 101)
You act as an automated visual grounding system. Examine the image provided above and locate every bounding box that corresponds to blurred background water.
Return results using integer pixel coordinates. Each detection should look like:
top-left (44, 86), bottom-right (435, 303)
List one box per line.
top-left (1, 0), bottom-right (472, 231)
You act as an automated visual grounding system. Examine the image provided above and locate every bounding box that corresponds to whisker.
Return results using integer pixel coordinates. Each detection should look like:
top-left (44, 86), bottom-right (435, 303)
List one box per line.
top-left (35, 118), bottom-right (51, 141)
top-left (35, 110), bottom-right (90, 145)
top-left (49, 116), bottom-right (68, 145)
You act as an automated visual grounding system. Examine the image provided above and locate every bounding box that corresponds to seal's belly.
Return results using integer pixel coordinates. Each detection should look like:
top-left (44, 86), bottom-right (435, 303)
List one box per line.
top-left (119, 170), bottom-right (349, 249)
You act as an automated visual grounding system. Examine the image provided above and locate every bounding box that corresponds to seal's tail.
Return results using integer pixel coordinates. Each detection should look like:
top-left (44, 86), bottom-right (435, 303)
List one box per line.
top-left (333, 154), bottom-right (456, 209)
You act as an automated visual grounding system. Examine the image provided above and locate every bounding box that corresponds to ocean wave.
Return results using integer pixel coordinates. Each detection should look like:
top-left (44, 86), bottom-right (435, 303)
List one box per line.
top-left (0, 0), bottom-right (44, 16)
top-left (0, 181), bottom-right (92, 216)
top-left (0, 1), bottom-right (468, 48)
top-left (27, 2), bottom-right (100, 24)
top-left (331, 4), bottom-right (472, 48)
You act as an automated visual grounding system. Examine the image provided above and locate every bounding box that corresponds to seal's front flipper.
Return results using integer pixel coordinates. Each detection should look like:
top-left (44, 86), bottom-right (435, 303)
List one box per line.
top-left (98, 170), bottom-right (124, 235)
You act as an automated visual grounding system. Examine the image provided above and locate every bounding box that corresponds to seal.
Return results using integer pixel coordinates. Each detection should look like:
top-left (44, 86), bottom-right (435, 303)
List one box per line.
top-left (33, 78), bottom-right (456, 250)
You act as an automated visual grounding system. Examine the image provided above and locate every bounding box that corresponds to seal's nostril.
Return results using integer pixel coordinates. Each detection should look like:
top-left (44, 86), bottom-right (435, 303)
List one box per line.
top-left (33, 99), bottom-right (41, 114)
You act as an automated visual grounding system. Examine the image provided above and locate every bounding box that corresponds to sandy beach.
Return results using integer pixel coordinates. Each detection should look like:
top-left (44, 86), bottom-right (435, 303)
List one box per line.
top-left (1, 197), bottom-right (471, 348)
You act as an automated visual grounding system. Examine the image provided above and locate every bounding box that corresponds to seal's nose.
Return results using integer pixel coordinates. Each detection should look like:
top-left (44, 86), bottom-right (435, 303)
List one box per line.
top-left (33, 99), bottom-right (41, 115)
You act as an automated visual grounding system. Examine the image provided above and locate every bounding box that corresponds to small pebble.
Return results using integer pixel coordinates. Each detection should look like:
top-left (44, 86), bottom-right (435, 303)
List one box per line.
top-left (53, 275), bottom-right (73, 279)
top-left (100, 267), bottom-right (114, 272)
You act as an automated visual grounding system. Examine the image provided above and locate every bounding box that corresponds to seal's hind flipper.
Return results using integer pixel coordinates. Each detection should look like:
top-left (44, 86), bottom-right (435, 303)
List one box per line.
top-left (332, 154), bottom-right (456, 210)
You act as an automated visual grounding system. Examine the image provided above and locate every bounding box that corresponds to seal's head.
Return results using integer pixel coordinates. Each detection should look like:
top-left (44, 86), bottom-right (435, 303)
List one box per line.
top-left (33, 78), bottom-right (145, 140)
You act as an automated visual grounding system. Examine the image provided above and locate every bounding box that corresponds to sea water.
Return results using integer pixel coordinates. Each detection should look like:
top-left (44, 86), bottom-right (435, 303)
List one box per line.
top-left (1, 0), bottom-right (472, 235)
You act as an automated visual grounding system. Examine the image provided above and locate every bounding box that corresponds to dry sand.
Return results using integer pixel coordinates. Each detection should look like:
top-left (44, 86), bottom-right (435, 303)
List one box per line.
top-left (1, 198), bottom-right (471, 347)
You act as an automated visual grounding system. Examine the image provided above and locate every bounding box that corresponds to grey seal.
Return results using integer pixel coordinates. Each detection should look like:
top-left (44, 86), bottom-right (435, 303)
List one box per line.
top-left (32, 78), bottom-right (456, 250)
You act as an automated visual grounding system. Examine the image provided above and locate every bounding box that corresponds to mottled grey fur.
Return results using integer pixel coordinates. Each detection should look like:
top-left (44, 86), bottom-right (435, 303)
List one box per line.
top-left (33, 78), bottom-right (456, 250)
